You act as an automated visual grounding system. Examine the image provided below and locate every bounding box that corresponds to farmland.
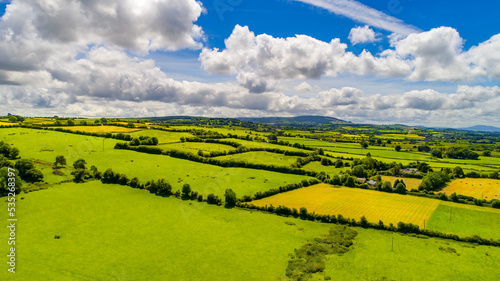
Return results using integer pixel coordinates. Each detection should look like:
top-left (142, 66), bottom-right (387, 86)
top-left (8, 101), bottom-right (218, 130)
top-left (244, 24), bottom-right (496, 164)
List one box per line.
top-left (441, 178), bottom-right (500, 200)
top-left (252, 184), bottom-right (440, 226)
top-left (1, 116), bottom-right (500, 280)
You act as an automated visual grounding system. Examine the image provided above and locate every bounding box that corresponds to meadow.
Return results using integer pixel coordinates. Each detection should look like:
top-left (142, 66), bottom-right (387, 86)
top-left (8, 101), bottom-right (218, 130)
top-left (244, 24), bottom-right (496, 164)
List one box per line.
top-left (214, 151), bottom-right (299, 167)
top-left (0, 181), bottom-right (333, 280)
top-left (440, 178), bottom-right (500, 200)
top-left (52, 125), bottom-right (139, 133)
top-left (321, 228), bottom-right (500, 281)
top-left (158, 141), bottom-right (236, 154)
top-left (0, 128), bottom-right (313, 197)
top-left (426, 202), bottom-right (500, 240)
top-left (252, 184), bottom-right (440, 227)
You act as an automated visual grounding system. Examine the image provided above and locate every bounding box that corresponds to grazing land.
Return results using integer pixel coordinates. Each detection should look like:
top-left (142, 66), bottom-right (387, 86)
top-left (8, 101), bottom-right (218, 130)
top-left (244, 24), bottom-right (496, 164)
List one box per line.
top-left (53, 125), bottom-right (140, 133)
top-left (427, 202), bottom-right (500, 240)
top-left (441, 178), bottom-right (500, 200)
top-left (214, 151), bottom-right (299, 166)
top-left (253, 184), bottom-right (440, 227)
top-left (0, 181), bottom-right (332, 280)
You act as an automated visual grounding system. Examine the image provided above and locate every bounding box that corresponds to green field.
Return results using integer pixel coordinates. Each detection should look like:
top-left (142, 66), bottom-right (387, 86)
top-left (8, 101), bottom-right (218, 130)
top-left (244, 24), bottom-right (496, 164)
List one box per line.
top-left (0, 128), bottom-right (313, 197)
top-left (303, 161), bottom-right (350, 175)
top-left (321, 228), bottom-right (500, 281)
top-left (129, 129), bottom-right (194, 144)
top-left (158, 141), bottom-right (236, 154)
top-left (214, 151), bottom-right (299, 166)
top-left (427, 202), bottom-right (500, 240)
top-left (0, 181), bottom-right (332, 280)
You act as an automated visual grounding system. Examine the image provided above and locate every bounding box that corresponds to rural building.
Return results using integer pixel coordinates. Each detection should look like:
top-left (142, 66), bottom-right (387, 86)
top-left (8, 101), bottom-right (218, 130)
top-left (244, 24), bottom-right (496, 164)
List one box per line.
top-left (367, 180), bottom-right (378, 187)
top-left (357, 178), bottom-right (367, 184)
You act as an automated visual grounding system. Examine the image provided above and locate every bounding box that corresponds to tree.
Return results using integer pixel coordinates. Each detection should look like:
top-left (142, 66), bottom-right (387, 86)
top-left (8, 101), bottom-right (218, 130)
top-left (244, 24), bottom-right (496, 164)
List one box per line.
top-left (453, 166), bottom-right (464, 178)
top-left (224, 189), bottom-right (237, 207)
top-left (381, 181), bottom-right (393, 192)
top-left (67, 119), bottom-right (75, 126)
top-left (101, 117), bottom-right (108, 124)
top-left (360, 140), bottom-right (369, 149)
top-left (118, 174), bottom-right (130, 185)
top-left (431, 149), bottom-right (443, 158)
top-left (156, 179), bottom-right (172, 196)
top-left (151, 137), bottom-right (159, 145)
top-left (130, 177), bottom-right (140, 188)
top-left (55, 155), bottom-right (66, 168)
top-left (8, 115), bottom-right (17, 123)
top-left (483, 150), bottom-right (491, 157)
top-left (14, 159), bottom-right (35, 178)
top-left (73, 159), bottom-right (87, 170)
top-left (72, 169), bottom-right (91, 183)
top-left (417, 162), bottom-right (431, 173)
top-left (299, 207), bottom-right (308, 219)
top-left (24, 168), bottom-right (44, 183)
top-left (182, 184), bottom-right (191, 198)
top-left (394, 182), bottom-right (406, 194)
top-left (8, 147), bottom-right (19, 160)
top-left (0, 167), bottom-right (22, 196)
top-left (395, 145), bottom-right (402, 152)
top-left (352, 165), bottom-right (366, 178)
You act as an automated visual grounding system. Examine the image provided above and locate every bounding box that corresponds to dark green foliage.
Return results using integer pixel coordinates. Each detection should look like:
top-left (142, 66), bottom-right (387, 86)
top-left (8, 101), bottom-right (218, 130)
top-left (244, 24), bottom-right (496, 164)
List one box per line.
top-left (418, 171), bottom-right (449, 191)
top-left (24, 168), bottom-right (44, 183)
top-left (129, 177), bottom-right (141, 188)
top-left (73, 158), bottom-right (87, 170)
top-left (71, 169), bottom-right (92, 183)
top-left (14, 159), bottom-right (35, 179)
top-left (224, 189), bottom-right (237, 207)
top-left (395, 145), bottom-right (401, 152)
top-left (285, 225), bottom-right (358, 281)
top-left (55, 155), bottom-right (66, 167)
top-left (394, 182), bottom-right (406, 194)
top-left (445, 147), bottom-right (479, 160)
top-left (207, 193), bottom-right (222, 205)
top-left (0, 167), bottom-right (22, 196)
top-left (431, 150), bottom-right (443, 158)
top-left (182, 184), bottom-right (191, 199)
top-left (118, 174), bottom-right (130, 186)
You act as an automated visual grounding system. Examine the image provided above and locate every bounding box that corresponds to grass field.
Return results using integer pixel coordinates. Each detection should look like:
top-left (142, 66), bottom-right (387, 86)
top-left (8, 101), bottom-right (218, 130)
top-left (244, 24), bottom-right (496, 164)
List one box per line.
top-left (382, 176), bottom-right (422, 190)
top-left (0, 181), bottom-right (333, 280)
top-left (214, 151), bottom-right (299, 166)
top-left (158, 142), bottom-right (236, 154)
top-left (427, 202), bottom-right (500, 240)
top-left (0, 128), bottom-right (313, 197)
top-left (303, 161), bottom-right (350, 175)
top-left (129, 129), bottom-right (194, 144)
top-left (53, 126), bottom-right (139, 133)
top-left (320, 228), bottom-right (500, 281)
top-left (253, 184), bottom-right (440, 227)
top-left (440, 178), bottom-right (500, 200)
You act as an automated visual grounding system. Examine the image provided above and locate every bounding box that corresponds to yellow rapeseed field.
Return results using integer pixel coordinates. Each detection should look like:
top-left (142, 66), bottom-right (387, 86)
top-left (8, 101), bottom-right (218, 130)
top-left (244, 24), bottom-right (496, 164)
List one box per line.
top-left (382, 176), bottom-right (422, 190)
top-left (441, 178), bottom-right (500, 200)
top-left (53, 126), bottom-right (140, 133)
top-left (253, 183), bottom-right (440, 227)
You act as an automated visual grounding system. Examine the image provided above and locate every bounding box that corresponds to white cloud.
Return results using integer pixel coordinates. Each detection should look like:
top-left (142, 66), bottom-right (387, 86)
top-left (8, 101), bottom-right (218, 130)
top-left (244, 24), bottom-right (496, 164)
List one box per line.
top-left (294, 81), bottom-right (313, 92)
top-left (293, 0), bottom-right (420, 35)
top-left (348, 26), bottom-right (380, 45)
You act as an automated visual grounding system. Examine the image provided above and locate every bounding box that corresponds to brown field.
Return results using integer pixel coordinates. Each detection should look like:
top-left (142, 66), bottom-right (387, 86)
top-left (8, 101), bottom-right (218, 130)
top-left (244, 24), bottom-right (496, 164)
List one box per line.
top-left (441, 178), bottom-right (500, 200)
top-left (382, 176), bottom-right (422, 190)
top-left (253, 184), bottom-right (440, 227)
top-left (53, 126), bottom-right (140, 133)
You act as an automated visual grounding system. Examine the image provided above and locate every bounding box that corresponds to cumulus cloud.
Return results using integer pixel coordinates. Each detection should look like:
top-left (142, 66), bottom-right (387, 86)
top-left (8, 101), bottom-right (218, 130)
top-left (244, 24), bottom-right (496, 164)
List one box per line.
top-left (201, 25), bottom-right (500, 84)
top-left (293, 0), bottom-right (420, 35)
top-left (294, 81), bottom-right (313, 92)
top-left (348, 26), bottom-right (380, 45)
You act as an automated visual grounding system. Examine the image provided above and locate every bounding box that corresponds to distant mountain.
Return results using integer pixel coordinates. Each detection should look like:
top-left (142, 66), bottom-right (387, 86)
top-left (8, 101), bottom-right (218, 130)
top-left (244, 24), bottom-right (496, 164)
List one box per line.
top-left (460, 125), bottom-right (500, 132)
top-left (238, 116), bottom-right (350, 126)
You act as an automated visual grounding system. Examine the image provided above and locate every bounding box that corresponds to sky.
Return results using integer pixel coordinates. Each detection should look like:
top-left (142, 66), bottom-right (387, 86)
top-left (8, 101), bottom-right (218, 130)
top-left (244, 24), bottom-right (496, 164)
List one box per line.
top-left (0, 0), bottom-right (499, 127)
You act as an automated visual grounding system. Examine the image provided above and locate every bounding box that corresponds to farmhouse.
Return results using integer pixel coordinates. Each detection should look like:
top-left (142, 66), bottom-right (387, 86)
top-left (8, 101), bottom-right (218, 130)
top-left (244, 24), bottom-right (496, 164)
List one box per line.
top-left (401, 168), bottom-right (421, 175)
top-left (357, 178), bottom-right (367, 184)
top-left (367, 180), bottom-right (378, 187)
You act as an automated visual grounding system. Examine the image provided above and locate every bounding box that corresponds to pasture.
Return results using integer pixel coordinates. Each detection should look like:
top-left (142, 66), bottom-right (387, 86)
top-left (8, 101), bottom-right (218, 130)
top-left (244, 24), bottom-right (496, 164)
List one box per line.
top-left (426, 202), bottom-right (500, 240)
top-left (441, 178), bottom-right (500, 200)
top-left (382, 176), bottom-right (422, 190)
top-left (158, 142), bottom-right (236, 154)
top-left (129, 129), bottom-right (194, 144)
top-left (53, 125), bottom-right (140, 133)
top-left (0, 181), bottom-right (332, 280)
top-left (321, 227), bottom-right (500, 281)
top-left (253, 184), bottom-right (440, 227)
top-left (214, 151), bottom-right (299, 167)
top-left (303, 161), bottom-right (350, 175)
top-left (0, 128), bottom-right (313, 197)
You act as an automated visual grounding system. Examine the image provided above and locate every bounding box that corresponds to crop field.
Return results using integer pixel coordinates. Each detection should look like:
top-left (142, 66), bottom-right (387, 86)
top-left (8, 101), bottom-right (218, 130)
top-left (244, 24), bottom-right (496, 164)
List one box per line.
top-left (158, 142), bottom-right (236, 154)
top-left (230, 138), bottom-right (310, 152)
top-left (381, 133), bottom-right (425, 139)
top-left (253, 184), bottom-right (440, 227)
top-left (0, 128), bottom-right (313, 197)
top-left (52, 125), bottom-right (140, 133)
top-left (0, 181), bottom-right (333, 281)
top-left (321, 228), bottom-right (500, 281)
top-left (381, 176), bottom-right (422, 190)
top-left (427, 202), bottom-right (500, 240)
top-left (214, 151), bottom-right (299, 167)
top-left (441, 178), bottom-right (500, 200)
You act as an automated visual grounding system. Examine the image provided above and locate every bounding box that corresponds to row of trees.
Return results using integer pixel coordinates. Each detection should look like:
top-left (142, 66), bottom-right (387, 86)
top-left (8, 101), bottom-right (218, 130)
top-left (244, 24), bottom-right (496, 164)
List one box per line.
top-left (237, 203), bottom-right (500, 247)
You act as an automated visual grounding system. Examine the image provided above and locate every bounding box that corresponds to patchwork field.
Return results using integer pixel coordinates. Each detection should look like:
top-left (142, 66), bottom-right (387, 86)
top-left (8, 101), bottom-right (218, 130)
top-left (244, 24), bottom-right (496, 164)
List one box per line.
top-left (214, 151), bottom-right (299, 166)
top-left (303, 161), bottom-right (350, 175)
top-left (382, 176), bottom-right (422, 190)
top-left (0, 181), bottom-right (332, 281)
top-left (441, 178), bottom-right (500, 200)
top-left (129, 130), bottom-right (194, 144)
top-left (53, 125), bottom-right (140, 133)
top-left (253, 184), bottom-right (440, 227)
top-left (0, 128), bottom-right (313, 197)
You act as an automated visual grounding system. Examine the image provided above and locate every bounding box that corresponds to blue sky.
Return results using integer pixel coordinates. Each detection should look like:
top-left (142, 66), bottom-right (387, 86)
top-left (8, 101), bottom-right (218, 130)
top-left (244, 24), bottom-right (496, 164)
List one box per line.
top-left (0, 0), bottom-right (499, 127)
